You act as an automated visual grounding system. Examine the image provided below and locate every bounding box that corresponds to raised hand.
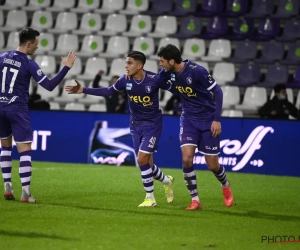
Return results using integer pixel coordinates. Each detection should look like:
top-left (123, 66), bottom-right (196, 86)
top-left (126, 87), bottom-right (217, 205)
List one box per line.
top-left (62, 51), bottom-right (76, 68)
top-left (65, 80), bottom-right (83, 94)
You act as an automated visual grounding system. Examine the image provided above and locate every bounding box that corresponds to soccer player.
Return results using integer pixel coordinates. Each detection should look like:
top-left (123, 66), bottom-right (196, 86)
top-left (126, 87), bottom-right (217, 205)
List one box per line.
top-left (157, 44), bottom-right (234, 210)
top-left (0, 28), bottom-right (76, 203)
top-left (65, 51), bottom-right (174, 207)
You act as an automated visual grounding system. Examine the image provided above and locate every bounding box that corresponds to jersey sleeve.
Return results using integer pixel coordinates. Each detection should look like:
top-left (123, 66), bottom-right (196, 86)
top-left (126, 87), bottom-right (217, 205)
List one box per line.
top-left (196, 67), bottom-right (217, 91)
top-left (28, 60), bottom-right (47, 84)
top-left (112, 75), bottom-right (126, 91)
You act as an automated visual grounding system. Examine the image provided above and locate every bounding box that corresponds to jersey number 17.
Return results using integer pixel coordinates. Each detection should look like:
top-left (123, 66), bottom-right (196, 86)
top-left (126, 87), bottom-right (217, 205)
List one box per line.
top-left (1, 67), bottom-right (19, 94)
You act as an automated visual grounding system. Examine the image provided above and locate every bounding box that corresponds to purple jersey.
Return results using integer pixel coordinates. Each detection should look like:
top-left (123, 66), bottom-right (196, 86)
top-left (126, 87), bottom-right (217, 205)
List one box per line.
top-left (159, 60), bottom-right (218, 121)
top-left (113, 70), bottom-right (172, 122)
top-left (0, 50), bottom-right (47, 111)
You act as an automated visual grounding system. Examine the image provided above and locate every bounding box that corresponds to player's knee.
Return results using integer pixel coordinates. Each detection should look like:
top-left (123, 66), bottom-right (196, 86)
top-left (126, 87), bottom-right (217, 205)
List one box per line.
top-left (137, 153), bottom-right (151, 166)
top-left (205, 155), bottom-right (219, 170)
top-left (182, 155), bottom-right (193, 167)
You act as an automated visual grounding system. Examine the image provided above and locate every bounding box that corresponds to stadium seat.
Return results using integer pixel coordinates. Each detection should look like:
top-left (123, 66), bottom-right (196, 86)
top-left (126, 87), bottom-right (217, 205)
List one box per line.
top-left (143, 0), bottom-right (173, 16)
top-left (250, 18), bottom-right (280, 41)
top-left (225, 17), bottom-right (255, 40)
top-left (150, 38), bottom-right (180, 60)
top-left (64, 103), bottom-right (85, 111)
top-left (212, 62), bottom-right (235, 85)
top-left (0, 10), bottom-right (27, 32)
top-left (120, 0), bottom-right (149, 15)
top-left (270, 88), bottom-right (294, 103)
top-left (222, 0), bottom-right (249, 17)
top-left (54, 80), bottom-right (82, 104)
top-left (182, 39), bottom-right (206, 60)
top-left (172, 16), bottom-right (202, 39)
top-left (71, 0), bottom-right (100, 13)
top-left (58, 57), bottom-right (82, 78)
top-left (31, 11), bottom-right (53, 31)
top-left (76, 35), bottom-right (104, 57)
top-left (88, 103), bottom-right (107, 112)
top-left (36, 84), bottom-right (59, 101)
top-left (73, 13), bottom-right (102, 35)
top-left (222, 110), bottom-right (244, 117)
top-left (35, 33), bottom-right (54, 54)
top-left (77, 57), bottom-right (107, 81)
top-left (199, 16), bottom-right (228, 39)
top-left (132, 37), bottom-right (155, 56)
top-left (246, 0), bottom-right (274, 18)
top-left (230, 63), bottom-right (260, 87)
top-left (0, 32), bottom-right (4, 50)
top-left (171, 0), bottom-right (197, 17)
top-left (47, 0), bottom-right (76, 12)
top-left (122, 15), bottom-right (152, 37)
top-left (159, 90), bottom-right (173, 108)
top-left (23, 0), bottom-right (51, 11)
top-left (296, 91), bottom-right (300, 109)
top-left (235, 87), bottom-right (267, 111)
top-left (0, 31), bottom-right (18, 53)
top-left (0, 0), bottom-right (27, 10)
top-left (195, 0), bottom-right (224, 17)
top-left (255, 41), bottom-right (284, 64)
top-left (202, 39), bottom-right (231, 62)
top-left (286, 66), bottom-right (300, 89)
top-left (0, 10), bottom-right (3, 27)
top-left (276, 18), bottom-right (300, 42)
top-left (281, 42), bottom-right (300, 65)
top-left (49, 102), bottom-right (60, 110)
top-left (271, 0), bottom-right (299, 19)
top-left (48, 34), bottom-right (79, 57)
top-left (35, 55), bottom-right (56, 75)
top-left (95, 0), bottom-right (125, 14)
top-left (101, 58), bottom-right (125, 81)
top-left (226, 40), bottom-right (257, 63)
top-left (194, 61), bottom-right (209, 71)
top-left (258, 65), bottom-right (288, 88)
top-left (100, 36), bottom-right (129, 59)
top-left (144, 60), bottom-right (158, 73)
top-left (221, 86), bottom-right (240, 109)
top-left (98, 14), bottom-right (127, 36)
top-left (148, 16), bottom-right (177, 38)
top-left (48, 12), bottom-right (78, 34)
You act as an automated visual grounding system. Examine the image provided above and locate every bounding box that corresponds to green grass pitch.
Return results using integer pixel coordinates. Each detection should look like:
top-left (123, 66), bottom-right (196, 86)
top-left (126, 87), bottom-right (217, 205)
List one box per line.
top-left (0, 162), bottom-right (299, 250)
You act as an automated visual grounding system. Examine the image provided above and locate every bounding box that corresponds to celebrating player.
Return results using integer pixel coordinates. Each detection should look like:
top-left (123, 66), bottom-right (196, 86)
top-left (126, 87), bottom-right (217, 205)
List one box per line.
top-left (157, 44), bottom-right (234, 210)
top-left (65, 51), bottom-right (174, 207)
top-left (0, 28), bottom-right (76, 203)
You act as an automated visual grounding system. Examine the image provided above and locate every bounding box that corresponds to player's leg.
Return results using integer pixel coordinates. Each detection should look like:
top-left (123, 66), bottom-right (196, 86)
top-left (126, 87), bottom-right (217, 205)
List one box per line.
top-left (149, 152), bottom-right (174, 203)
top-left (8, 112), bottom-right (36, 203)
top-left (131, 125), bottom-right (156, 207)
top-left (199, 123), bottom-right (234, 207)
top-left (180, 118), bottom-right (202, 210)
top-left (0, 111), bottom-right (14, 200)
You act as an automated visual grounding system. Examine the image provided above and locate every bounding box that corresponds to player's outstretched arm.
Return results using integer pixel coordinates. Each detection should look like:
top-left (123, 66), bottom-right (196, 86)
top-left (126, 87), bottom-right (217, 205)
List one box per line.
top-left (66, 80), bottom-right (117, 97)
top-left (32, 51), bottom-right (77, 92)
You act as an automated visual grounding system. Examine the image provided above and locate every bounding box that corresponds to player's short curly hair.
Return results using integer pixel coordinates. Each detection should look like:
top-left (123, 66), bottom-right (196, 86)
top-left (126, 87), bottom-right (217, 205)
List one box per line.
top-left (19, 27), bottom-right (40, 45)
top-left (127, 51), bottom-right (146, 65)
top-left (157, 44), bottom-right (182, 64)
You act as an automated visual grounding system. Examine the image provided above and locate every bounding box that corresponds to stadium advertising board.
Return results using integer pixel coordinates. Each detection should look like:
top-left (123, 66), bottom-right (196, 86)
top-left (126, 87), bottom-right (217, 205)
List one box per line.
top-left (2, 111), bottom-right (299, 177)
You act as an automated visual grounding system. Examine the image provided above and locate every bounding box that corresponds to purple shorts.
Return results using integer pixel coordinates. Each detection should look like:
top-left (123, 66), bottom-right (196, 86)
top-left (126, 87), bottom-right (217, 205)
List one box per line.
top-left (0, 111), bottom-right (33, 142)
top-left (130, 123), bottom-right (162, 155)
top-left (180, 117), bottom-right (220, 155)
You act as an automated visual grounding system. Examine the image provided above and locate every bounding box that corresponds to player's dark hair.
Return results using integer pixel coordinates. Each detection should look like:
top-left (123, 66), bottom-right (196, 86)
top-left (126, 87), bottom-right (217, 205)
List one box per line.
top-left (127, 51), bottom-right (146, 65)
top-left (274, 83), bottom-right (286, 93)
top-left (19, 28), bottom-right (40, 45)
top-left (157, 44), bottom-right (182, 64)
